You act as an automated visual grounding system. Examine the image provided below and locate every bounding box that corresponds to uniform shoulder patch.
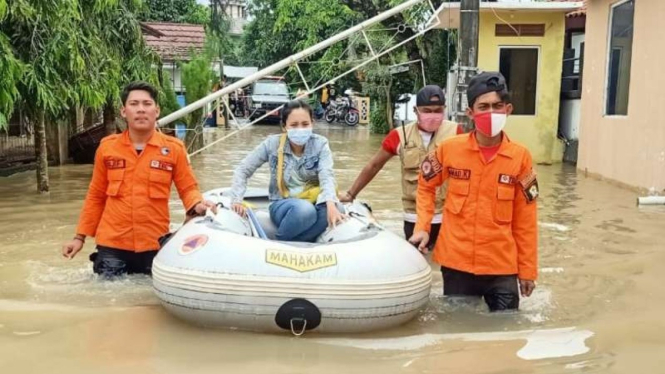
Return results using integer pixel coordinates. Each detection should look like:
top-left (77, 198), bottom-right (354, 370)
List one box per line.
top-left (518, 169), bottom-right (539, 203)
top-left (420, 151), bottom-right (443, 181)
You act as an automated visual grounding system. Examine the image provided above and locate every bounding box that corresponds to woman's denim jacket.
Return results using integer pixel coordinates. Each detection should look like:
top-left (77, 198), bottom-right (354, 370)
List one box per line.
top-left (230, 134), bottom-right (338, 205)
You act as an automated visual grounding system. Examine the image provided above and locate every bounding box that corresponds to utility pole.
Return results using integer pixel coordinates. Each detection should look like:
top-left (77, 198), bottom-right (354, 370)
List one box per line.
top-left (211, 0), bottom-right (230, 127)
top-left (455, 0), bottom-right (480, 131)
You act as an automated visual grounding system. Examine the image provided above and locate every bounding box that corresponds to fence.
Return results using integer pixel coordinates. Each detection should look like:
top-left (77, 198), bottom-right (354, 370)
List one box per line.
top-left (0, 132), bottom-right (35, 169)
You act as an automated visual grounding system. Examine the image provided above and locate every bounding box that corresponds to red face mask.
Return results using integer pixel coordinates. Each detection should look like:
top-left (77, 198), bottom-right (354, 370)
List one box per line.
top-left (473, 112), bottom-right (507, 137)
top-left (417, 112), bottom-right (444, 132)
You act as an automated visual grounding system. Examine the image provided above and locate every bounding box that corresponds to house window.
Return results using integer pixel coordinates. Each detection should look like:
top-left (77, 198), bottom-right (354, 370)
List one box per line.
top-left (605, 0), bottom-right (634, 116)
top-left (499, 47), bottom-right (539, 115)
top-left (571, 32), bottom-right (585, 74)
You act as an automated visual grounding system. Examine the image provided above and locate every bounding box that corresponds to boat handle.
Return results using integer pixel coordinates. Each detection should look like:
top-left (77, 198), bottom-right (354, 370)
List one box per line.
top-left (289, 318), bottom-right (308, 337)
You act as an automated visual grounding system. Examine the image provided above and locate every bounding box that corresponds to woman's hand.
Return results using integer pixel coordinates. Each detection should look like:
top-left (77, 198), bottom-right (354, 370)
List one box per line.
top-left (326, 201), bottom-right (346, 227)
top-left (232, 203), bottom-right (246, 217)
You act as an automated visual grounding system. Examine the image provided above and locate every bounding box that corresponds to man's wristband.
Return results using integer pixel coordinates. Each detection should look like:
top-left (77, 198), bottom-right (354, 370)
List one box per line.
top-left (73, 235), bottom-right (85, 243)
top-left (346, 190), bottom-right (356, 199)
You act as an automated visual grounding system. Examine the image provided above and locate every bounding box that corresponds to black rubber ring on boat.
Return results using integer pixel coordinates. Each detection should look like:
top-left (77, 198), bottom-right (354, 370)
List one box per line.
top-left (275, 298), bottom-right (321, 334)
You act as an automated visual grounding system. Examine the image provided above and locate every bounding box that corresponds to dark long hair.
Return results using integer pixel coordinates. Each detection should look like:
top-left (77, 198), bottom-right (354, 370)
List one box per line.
top-left (281, 99), bottom-right (313, 125)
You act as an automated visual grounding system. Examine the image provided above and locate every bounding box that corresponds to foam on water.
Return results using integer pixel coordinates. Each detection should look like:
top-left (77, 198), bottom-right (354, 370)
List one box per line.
top-left (423, 286), bottom-right (554, 325)
top-left (539, 222), bottom-right (571, 232)
top-left (24, 260), bottom-right (156, 307)
top-left (315, 327), bottom-right (594, 360)
top-left (541, 267), bottom-right (565, 274)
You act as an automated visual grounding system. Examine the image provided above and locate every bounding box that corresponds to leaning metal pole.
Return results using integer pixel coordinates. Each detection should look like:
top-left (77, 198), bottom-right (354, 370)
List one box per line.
top-left (158, 0), bottom-right (428, 127)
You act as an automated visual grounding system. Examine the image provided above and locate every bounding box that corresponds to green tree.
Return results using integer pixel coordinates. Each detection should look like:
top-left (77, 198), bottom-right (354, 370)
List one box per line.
top-left (82, 0), bottom-right (160, 135)
top-left (180, 52), bottom-right (214, 150)
top-left (337, 1), bottom-right (456, 134)
top-left (359, 1), bottom-right (456, 85)
top-left (1, 0), bottom-right (161, 191)
top-left (3, 0), bottom-right (112, 192)
top-left (239, 0), bottom-right (286, 67)
top-left (160, 71), bottom-right (181, 118)
top-left (209, 1), bottom-right (240, 68)
top-left (142, 0), bottom-right (210, 24)
top-left (238, 0), bottom-right (456, 134)
top-left (274, 0), bottom-right (356, 51)
top-left (184, 2), bottom-right (210, 24)
top-left (241, 0), bottom-right (356, 67)
top-left (0, 0), bottom-right (23, 130)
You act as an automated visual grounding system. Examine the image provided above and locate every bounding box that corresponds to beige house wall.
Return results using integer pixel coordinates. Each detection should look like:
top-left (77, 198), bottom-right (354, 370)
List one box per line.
top-left (578, 0), bottom-right (665, 192)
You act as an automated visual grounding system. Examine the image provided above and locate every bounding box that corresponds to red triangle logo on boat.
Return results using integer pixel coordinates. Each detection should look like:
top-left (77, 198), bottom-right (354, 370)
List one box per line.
top-left (179, 234), bottom-right (209, 255)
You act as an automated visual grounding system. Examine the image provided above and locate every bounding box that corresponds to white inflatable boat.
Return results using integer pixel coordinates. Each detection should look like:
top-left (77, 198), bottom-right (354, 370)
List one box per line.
top-left (152, 188), bottom-right (432, 334)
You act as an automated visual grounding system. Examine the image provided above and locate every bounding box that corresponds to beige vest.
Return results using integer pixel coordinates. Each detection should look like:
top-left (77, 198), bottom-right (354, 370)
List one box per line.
top-left (398, 120), bottom-right (458, 214)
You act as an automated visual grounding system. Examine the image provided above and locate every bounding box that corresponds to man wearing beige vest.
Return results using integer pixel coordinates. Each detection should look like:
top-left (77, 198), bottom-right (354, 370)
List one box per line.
top-left (339, 85), bottom-right (462, 247)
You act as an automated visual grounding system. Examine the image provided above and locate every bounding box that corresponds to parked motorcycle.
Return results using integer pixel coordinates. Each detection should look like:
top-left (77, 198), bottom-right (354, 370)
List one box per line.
top-left (324, 90), bottom-right (360, 126)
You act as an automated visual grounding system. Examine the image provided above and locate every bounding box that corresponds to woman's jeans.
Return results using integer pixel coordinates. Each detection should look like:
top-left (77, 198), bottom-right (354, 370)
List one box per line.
top-left (269, 198), bottom-right (329, 242)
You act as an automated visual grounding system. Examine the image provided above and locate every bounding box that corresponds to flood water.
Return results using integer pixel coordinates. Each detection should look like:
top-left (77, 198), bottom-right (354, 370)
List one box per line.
top-left (1, 124), bottom-right (664, 373)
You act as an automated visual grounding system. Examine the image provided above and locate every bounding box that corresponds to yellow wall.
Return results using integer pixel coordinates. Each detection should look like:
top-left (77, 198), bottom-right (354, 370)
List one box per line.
top-left (477, 11), bottom-right (566, 164)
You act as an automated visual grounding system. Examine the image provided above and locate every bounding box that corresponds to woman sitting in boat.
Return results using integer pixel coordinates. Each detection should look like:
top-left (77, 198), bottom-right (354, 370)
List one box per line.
top-left (229, 99), bottom-right (345, 242)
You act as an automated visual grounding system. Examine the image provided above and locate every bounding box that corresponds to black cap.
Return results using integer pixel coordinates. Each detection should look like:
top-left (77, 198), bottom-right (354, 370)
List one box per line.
top-left (416, 85), bottom-right (446, 107)
top-left (467, 72), bottom-right (508, 105)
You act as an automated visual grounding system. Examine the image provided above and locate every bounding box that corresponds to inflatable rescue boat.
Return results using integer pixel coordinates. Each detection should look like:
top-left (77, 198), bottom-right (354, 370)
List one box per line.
top-left (152, 188), bottom-right (432, 334)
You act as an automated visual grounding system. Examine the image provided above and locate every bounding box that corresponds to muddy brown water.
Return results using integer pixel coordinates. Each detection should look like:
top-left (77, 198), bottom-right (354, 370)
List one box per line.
top-left (0, 124), bottom-right (663, 373)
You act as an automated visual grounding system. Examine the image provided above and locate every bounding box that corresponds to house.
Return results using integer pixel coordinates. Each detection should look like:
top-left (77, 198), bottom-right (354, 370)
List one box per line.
top-left (142, 22), bottom-right (208, 96)
top-left (577, 0), bottom-right (664, 192)
top-left (142, 1), bottom-right (249, 95)
top-left (435, 0), bottom-right (582, 164)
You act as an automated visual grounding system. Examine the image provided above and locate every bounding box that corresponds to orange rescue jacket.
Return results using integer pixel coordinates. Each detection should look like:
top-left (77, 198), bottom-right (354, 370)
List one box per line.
top-left (76, 130), bottom-right (203, 252)
top-left (415, 132), bottom-right (539, 280)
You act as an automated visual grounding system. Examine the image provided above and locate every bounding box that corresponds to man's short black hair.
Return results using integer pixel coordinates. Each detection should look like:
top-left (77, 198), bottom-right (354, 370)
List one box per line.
top-left (121, 81), bottom-right (159, 106)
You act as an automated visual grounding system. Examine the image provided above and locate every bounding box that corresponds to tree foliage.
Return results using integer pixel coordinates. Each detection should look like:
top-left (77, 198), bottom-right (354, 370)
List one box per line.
top-left (240, 0), bottom-right (456, 134)
top-left (239, 0), bottom-right (285, 67)
top-left (0, 9), bottom-right (22, 130)
top-left (80, 0), bottom-right (161, 134)
top-left (274, 0), bottom-right (356, 51)
top-left (5, 1), bottom-right (99, 119)
top-left (180, 51), bottom-right (214, 149)
top-left (181, 54), bottom-right (214, 125)
top-left (141, 0), bottom-right (210, 24)
top-left (0, 0), bottom-right (164, 190)
top-left (159, 71), bottom-right (181, 118)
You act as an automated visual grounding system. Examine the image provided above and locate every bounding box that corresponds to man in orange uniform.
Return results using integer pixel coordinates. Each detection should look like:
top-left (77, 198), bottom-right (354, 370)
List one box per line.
top-left (61, 82), bottom-right (216, 277)
top-left (409, 72), bottom-right (538, 311)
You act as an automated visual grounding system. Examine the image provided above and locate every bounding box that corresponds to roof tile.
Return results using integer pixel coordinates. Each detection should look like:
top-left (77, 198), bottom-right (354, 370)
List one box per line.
top-left (142, 22), bottom-right (206, 61)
